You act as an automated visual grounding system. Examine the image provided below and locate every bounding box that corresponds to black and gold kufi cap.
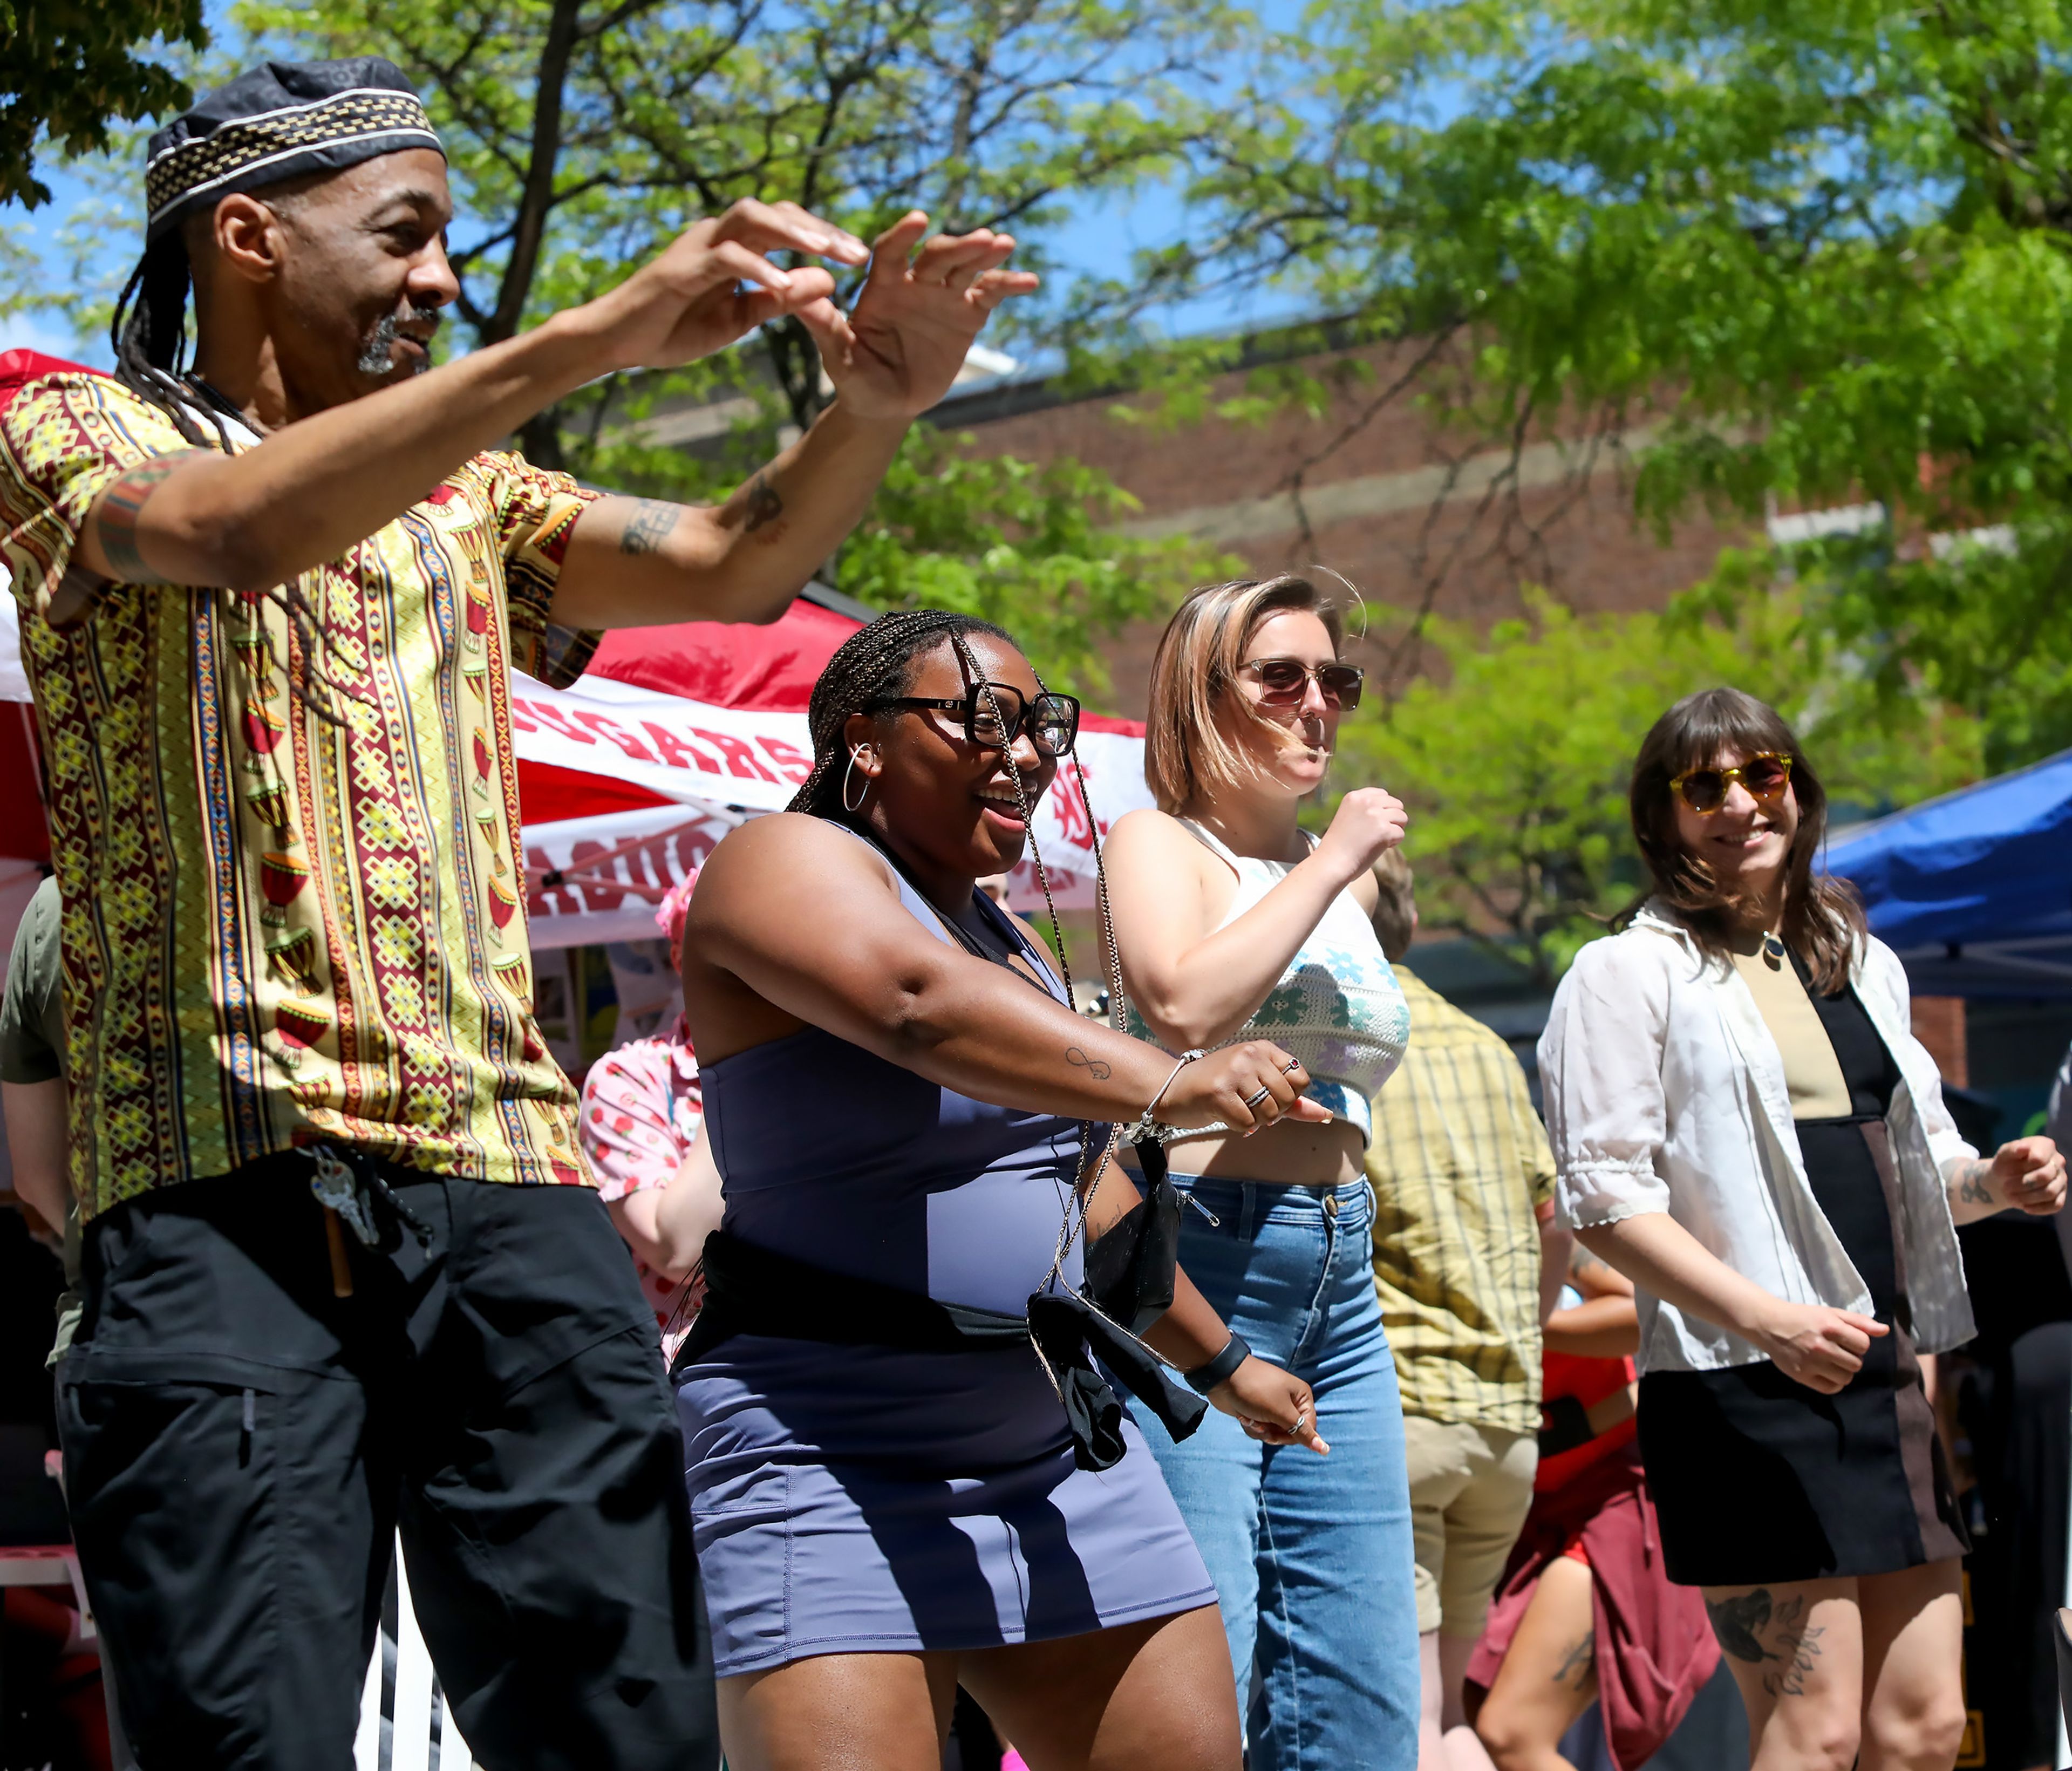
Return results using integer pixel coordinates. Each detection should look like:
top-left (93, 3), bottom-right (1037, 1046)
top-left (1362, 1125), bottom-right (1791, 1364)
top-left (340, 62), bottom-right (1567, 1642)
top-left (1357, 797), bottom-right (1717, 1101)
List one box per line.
top-left (144, 57), bottom-right (443, 241)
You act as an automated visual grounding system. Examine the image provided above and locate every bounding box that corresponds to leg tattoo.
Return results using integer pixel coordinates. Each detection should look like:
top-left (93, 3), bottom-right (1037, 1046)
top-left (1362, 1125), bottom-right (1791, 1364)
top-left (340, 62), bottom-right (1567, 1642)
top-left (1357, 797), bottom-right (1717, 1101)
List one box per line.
top-left (1704, 1589), bottom-right (1825, 1698)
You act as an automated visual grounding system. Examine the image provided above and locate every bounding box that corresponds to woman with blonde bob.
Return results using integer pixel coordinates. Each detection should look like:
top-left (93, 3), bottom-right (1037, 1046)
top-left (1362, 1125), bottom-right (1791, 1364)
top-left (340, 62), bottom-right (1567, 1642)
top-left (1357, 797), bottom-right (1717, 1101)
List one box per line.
top-left (1102, 575), bottom-right (1420, 1771)
top-left (1539, 687), bottom-right (2066, 1771)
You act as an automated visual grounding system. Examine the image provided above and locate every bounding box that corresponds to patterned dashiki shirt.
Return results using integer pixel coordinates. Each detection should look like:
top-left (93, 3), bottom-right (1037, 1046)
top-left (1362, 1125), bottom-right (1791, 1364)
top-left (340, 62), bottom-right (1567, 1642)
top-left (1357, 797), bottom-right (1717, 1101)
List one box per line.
top-left (579, 1026), bottom-right (704, 1351)
top-left (0, 371), bottom-right (604, 1217)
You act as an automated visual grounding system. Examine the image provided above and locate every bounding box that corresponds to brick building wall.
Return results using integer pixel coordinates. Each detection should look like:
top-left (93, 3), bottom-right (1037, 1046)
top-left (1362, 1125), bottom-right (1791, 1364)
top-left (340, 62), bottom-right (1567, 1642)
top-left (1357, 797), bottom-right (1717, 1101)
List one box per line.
top-left (936, 337), bottom-right (1746, 718)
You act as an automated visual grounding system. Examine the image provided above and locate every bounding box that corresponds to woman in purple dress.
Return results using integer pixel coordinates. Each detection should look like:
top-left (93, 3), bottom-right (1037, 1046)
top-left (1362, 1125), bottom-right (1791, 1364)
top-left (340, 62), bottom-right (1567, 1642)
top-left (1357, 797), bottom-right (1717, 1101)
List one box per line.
top-left (676, 610), bottom-right (1332, 1771)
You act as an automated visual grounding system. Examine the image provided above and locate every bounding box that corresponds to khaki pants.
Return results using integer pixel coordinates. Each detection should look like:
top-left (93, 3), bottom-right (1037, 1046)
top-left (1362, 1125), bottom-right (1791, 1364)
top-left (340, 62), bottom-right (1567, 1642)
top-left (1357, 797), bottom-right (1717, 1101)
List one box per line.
top-left (1402, 1415), bottom-right (1537, 1638)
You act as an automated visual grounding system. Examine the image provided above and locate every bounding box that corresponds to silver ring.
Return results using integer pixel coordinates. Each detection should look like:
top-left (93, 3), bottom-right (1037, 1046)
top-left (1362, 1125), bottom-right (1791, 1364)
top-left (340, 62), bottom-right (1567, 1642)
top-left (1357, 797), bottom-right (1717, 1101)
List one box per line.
top-left (1282, 1058), bottom-right (1300, 1074)
top-left (1244, 1086), bottom-right (1272, 1109)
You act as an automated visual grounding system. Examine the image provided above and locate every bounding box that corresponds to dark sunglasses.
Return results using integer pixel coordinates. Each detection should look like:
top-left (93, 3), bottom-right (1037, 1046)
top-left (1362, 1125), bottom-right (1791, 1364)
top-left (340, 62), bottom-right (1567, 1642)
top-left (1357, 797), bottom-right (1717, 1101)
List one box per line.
top-left (1669, 752), bottom-right (1794, 815)
top-left (869, 680), bottom-right (1081, 757)
top-left (1240, 657), bottom-right (1365, 710)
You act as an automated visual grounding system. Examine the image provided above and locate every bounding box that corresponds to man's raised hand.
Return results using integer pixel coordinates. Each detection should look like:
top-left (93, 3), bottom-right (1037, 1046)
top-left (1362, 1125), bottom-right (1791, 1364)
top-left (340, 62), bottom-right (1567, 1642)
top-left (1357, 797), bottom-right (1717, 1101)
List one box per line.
top-left (794, 212), bottom-right (1040, 420)
top-left (591, 199), bottom-right (869, 371)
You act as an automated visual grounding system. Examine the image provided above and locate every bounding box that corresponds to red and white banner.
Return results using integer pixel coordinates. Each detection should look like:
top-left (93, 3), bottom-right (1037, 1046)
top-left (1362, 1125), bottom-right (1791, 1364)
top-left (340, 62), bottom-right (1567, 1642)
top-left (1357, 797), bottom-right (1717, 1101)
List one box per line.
top-left (512, 668), bottom-right (1152, 947)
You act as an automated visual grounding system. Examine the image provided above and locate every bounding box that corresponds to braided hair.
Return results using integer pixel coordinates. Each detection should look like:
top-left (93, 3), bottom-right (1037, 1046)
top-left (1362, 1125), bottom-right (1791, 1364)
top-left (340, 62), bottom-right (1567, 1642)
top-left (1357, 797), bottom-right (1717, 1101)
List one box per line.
top-left (788, 603), bottom-right (1132, 1042)
top-left (787, 609), bottom-right (1016, 820)
top-left (105, 223), bottom-right (358, 720)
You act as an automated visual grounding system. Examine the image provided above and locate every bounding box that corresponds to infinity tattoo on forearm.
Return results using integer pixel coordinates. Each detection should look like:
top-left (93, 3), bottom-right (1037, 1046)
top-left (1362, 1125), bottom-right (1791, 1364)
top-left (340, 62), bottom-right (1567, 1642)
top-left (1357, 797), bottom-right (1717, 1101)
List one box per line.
top-left (1065, 1046), bottom-right (1113, 1081)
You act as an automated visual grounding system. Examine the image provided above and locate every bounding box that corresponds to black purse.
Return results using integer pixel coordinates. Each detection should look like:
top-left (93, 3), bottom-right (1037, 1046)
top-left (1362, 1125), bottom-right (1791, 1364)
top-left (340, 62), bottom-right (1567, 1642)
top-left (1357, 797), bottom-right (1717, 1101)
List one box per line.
top-left (1082, 1130), bottom-right (1183, 1336)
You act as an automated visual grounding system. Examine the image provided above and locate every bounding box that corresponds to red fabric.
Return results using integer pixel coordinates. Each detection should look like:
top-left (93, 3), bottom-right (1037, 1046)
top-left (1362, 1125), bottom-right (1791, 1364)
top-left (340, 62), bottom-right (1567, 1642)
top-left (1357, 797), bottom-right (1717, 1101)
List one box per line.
top-left (0, 349), bottom-right (98, 405)
top-left (587, 600), bottom-right (862, 711)
top-left (0, 706), bottom-right (49, 862)
top-left (584, 601), bottom-right (1151, 732)
top-left (1538, 1351), bottom-right (1638, 1491)
top-left (1468, 1449), bottom-right (1720, 1771)
top-left (518, 759), bottom-right (673, 825)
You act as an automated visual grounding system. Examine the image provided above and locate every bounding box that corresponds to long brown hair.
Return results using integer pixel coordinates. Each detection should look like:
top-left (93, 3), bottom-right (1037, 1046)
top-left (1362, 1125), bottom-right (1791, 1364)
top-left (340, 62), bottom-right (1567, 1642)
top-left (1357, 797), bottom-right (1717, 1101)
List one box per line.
top-left (1141, 575), bottom-right (1344, 811)
top-left (1629, 687), bottom-right (1866, 992)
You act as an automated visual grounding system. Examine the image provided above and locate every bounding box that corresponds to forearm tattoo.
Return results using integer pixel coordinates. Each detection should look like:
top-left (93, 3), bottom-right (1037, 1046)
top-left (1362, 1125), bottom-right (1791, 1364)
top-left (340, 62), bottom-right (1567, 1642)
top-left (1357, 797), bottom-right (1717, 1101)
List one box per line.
top-left (617, 499), bottom-right (681, 556)
top-left (95, 452), bottom-right (201, 581)
top-left (742, 472), bottom-right (784, 536)
top-left (1065, 1046), bottom-right (1114, 1082)
top-left (1705, 1589), bottom-right (1825, 1699)
top-left (1956, 1159), bottom-right (1995, 1205)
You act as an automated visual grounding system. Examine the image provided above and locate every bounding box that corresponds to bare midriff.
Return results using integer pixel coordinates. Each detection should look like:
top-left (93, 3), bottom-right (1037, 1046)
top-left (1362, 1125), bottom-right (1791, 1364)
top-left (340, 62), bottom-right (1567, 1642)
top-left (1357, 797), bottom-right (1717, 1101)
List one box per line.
top-left (1118, 1112), bottom-right (1367, 1189)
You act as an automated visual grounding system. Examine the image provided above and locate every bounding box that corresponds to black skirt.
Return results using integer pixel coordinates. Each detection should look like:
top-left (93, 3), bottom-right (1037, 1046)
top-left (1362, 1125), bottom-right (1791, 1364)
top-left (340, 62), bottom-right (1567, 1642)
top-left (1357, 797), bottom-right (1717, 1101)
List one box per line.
top-left (1638, 968), bottom-right (1972, 1587)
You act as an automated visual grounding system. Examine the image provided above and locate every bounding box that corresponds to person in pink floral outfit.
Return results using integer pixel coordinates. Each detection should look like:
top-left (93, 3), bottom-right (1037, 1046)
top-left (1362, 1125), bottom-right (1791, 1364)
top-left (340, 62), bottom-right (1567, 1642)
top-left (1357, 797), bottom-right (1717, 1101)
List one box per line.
top-left (581, 872), bottom-right (722, 1357)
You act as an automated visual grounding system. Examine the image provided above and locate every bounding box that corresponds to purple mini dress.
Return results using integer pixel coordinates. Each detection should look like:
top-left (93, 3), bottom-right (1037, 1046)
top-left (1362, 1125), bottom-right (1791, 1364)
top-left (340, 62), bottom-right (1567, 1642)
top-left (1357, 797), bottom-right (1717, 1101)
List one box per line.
top-left (676, 867), bottom-right (1215, 1677)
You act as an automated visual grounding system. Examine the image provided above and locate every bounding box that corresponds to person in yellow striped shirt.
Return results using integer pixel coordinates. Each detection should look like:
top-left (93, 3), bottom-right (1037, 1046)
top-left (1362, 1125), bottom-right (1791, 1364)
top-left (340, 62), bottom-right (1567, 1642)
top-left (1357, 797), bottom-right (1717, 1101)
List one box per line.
top-left (1367, 850), bottom-right (1570, 1771)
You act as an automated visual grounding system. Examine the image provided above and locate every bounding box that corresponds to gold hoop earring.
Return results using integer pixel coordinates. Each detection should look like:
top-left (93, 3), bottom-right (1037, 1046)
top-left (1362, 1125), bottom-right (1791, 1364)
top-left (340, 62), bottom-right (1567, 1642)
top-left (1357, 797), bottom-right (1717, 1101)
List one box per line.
top-left (841, 747), bottom-right (873, 814)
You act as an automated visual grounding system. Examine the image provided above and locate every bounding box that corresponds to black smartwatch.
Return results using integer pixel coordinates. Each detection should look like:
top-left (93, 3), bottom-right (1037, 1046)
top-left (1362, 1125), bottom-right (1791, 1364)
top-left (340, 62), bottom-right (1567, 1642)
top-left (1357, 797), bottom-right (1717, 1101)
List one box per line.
top-left (1184, 1330), bottom-right (1253, 1395)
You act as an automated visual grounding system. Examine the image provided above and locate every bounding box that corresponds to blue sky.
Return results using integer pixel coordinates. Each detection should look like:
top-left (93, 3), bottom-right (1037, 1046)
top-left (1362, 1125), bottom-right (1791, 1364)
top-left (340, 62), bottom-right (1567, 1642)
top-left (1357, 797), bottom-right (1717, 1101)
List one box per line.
top-left (1, 0), bottom-right (1320, 372)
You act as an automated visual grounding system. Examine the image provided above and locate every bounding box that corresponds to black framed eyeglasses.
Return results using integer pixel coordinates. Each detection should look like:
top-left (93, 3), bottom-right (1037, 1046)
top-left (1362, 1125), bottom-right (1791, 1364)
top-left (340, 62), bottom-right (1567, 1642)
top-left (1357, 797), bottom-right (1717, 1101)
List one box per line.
top-left (869, 681), bottom-right (1081, 757)
top-left (1239, 657), bottom-right (1365, 710)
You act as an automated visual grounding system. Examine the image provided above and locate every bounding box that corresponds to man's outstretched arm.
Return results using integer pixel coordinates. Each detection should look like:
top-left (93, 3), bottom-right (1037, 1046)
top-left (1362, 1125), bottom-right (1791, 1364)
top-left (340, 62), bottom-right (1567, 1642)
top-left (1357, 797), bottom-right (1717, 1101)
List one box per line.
top-left (552, 213), bottom-right (1037, 629)
top-left (66, 200), bottom-right (867, 601)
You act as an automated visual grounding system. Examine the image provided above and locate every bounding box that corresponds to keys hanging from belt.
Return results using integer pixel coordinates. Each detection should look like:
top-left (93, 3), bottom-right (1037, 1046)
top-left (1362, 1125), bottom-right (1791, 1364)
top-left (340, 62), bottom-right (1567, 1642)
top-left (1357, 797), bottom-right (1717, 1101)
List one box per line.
top-left (304, 1144), bottom-right (433, 1297)
top-left (308, 1146), bottom-right (374, 1297)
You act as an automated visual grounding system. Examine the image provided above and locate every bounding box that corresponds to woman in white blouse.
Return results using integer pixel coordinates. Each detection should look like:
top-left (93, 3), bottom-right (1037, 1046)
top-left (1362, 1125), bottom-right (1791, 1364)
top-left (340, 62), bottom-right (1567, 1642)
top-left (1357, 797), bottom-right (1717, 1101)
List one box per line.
top-left (1539, 687), bottom-right (2064, 1771)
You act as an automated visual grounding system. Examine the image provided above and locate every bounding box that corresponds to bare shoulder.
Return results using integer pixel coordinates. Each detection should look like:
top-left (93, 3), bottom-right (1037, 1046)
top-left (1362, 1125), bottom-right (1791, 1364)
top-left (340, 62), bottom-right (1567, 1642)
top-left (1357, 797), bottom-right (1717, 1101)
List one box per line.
top-left (693, 812), bottom-right (884, 887)
top-left (685, 814), bottom-right (895, 931)
top-left (1103, 807), bottom-right (1224, 942)
top-left (677, 815), bottom-right (905, 1061)
top-left (1105, 806), bottom-right (1210, 875)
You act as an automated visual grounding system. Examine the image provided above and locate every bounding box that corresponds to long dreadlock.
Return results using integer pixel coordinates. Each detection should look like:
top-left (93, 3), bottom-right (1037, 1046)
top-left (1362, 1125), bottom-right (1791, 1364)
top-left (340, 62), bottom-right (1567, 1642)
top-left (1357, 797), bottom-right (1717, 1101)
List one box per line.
top-left (108, 230), bottom-right (358, 721)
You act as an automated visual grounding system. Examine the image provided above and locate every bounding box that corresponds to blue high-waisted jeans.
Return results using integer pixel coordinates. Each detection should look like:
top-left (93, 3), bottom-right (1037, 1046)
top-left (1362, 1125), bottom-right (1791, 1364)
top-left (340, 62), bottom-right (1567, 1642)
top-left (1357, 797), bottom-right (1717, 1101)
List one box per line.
top-left (1136, 1175), bottom-right (1419, 1771)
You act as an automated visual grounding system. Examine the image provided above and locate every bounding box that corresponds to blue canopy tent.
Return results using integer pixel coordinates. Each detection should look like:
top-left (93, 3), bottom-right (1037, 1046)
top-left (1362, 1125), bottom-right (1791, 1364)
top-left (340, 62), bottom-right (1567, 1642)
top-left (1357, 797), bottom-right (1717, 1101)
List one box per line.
top-left (1823, 747), bottom-right (2072, 999)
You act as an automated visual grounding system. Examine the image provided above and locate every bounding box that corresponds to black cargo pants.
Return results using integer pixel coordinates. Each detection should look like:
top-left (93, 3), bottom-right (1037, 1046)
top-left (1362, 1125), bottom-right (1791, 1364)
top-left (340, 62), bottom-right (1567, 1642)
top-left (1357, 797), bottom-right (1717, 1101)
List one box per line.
top-left (56, 1156), bottom-right (718, 1771)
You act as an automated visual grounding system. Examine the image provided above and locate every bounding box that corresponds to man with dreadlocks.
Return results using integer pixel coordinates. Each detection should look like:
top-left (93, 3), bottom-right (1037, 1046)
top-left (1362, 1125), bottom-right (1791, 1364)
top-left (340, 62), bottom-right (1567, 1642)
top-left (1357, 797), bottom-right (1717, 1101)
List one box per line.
top-left (0, 54), bottom-right (1035, 1771)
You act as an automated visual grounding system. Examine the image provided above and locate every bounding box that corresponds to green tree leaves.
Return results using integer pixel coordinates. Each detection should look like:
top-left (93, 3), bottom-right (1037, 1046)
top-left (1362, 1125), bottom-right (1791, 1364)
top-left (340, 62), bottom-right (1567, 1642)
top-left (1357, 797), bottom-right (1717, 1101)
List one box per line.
top-left (223, 0), bottom-right (1246, 690)
top-left (1333, 587), bottom-right (1981, 988)
top-left (840, 425), bottom-right (1239, 694)
top-left (1, 0), bottom-right (205, 209)
top-left (1103, 0), bottom-right (2072, 765)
